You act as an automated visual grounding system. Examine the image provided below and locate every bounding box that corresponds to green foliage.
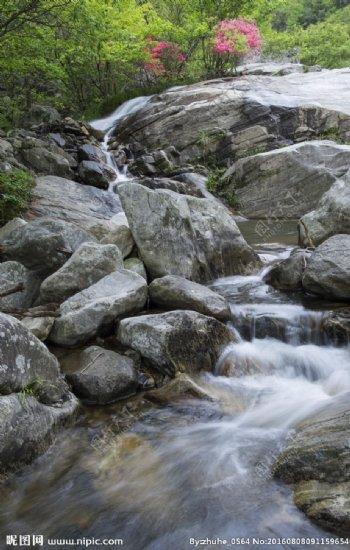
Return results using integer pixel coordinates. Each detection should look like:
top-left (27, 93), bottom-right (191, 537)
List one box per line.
top-left (19, 378), bottom-right (46, 403)
top-left (0, 169), bottom-right (35, 226)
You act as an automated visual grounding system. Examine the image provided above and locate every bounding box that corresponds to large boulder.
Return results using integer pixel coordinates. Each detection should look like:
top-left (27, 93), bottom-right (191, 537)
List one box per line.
top-left (149, 275), bottom-right (231, 321)
top-left (302, 235), bottom-right (350, 301)
top-left (39, 242), bottom-right (123, 304)
top-left (117, 310), bottom-right (235, 377)
top-left (60, 346), bottom-right (138, 405)
top-left (273, 394), bottom-right (350, 535)
top-left (49, 270), bottom-right (148, 347)
top-left (78, 160), bottom-right (115, 190)
top-left (88, 212), bottom-right (134, 258)
top-left (299, 173), bottom-right (350, 247)
top-left (118, 182), bottom-right (260, 282)
top-left (21, 147), bottom-right (74, 179)
top-left (1, 218), bottom-right (94, 278)
top-left (0, 313), bottom-right (78, 473)
top-left (221, 141), bottom-right (350, 218)
top-left (0, 261), bottom-right (40, 310)
top-left (27, 176), bottom-right (123, 230)
top-left (78, 144), bottom-right (106, 163)
top-left (113, 69), bottom-right (350, 167)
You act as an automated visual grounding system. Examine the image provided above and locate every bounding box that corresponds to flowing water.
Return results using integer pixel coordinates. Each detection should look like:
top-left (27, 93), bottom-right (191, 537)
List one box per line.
top-left (0, 103), bottom-right (349, 550)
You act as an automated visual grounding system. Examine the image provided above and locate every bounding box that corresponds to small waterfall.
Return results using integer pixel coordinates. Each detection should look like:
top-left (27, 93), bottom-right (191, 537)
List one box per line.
top-left (90, 95), bottom-right (151, 189)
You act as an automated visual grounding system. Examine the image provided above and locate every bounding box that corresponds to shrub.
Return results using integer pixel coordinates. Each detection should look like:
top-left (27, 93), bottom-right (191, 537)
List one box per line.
top-left (0, 169), bottom-right (35, 226)
top-left (145, 39), bottom-right (186, 79)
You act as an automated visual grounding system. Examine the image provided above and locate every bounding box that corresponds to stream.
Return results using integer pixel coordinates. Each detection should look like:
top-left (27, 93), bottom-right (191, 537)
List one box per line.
top-left (0, 101), bottom-right (349, 550)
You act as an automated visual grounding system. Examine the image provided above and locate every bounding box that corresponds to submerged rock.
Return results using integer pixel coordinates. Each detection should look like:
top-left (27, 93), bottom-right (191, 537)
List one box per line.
top-left (302, 235), bottom-right (350, 301)
top-left (119, 182), bottom-right (260, 282)
top-left (49, 270), bottom-right (148, 347)
top-left (299, 172), bottom-right (350, 247)
top-left (149, 275), bottom-right (231, 321)
top-left (60, 346), bottom-right (138, 405)
top-left (117, 310), bottom-right (235, 377)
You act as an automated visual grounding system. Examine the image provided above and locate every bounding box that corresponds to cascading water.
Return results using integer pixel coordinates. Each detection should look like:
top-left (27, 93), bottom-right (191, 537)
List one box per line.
top-left (90, 95), bottom-right (151, 188)
top-left (0, 102), bottom-right (349, 549)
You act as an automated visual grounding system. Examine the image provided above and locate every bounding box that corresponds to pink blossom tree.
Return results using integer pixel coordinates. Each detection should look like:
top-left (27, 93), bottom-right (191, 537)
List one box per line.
top-left (145, 39), bottom-right (186, 80)
top-left (205, 18), bottom-right (262, 76)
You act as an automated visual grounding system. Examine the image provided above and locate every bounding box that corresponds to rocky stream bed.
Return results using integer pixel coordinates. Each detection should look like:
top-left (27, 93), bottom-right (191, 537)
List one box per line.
top-left (0, 64), bottom-right (350, 549)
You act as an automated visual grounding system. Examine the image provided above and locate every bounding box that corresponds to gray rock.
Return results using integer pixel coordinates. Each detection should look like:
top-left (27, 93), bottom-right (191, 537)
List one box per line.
top-left (78, 160), bottom-right (115, 189)
top-left (0, 218), bottom-right (27, 241)
top-left (88, 214), bottom-right (134, 258)
top-left (49, 270), bottom-right (148, 347)
top-left (124, 258), bottom-right (147, 281)
top-left (264, 248), bottom-right (311, 291)
top-left (222, 141), bottom-right (350, 219)
top-left (149, 275), bottom-right (231, 321)
top-left (1, 218), bottom-right (94, 278)
top-left (39, 242), bottom-right (123, 304)
top-left (27, 176), bottom-right (123, 230)
top-left (113, 69), bottom-right (350, 166)
top-left (118, 182), bottom-right (260, 282)
top-left (22, 104), bottom-right (61, 128)
top-left (321, 309), bottom-right (350, 345)
top-left (299, 173), bottom-right (350, 247)
top-left (21, 147), bottom-right (74, 179)
top-left (0, 392), bottom-right (78, 475)
top-left (78, 144), bottom-right (106, 163)
top-left (0, 262), bottom-right (40, 309)
top-left (20, 316), bottom-right (56, 341)
top-left (273, 394), bottom-right (350, 535)
top-left (60, 346), bottom-right (138, 404)
top-left (117, 310), bottom-right (235, 377)
top-left (236, 62), bottom-right (305, 76)
top-left (0, 312), bottom-right (70, 400)
top-left (302, 235), bottom-right (350, 301)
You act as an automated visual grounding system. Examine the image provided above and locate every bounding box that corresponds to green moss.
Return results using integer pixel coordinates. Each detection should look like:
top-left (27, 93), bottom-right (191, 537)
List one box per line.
top-left (0, 169), bottom-right (35, 226)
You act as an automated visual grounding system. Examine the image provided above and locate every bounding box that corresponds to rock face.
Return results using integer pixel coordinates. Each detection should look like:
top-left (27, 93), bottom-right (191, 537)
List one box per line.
top-left (113, 69), bottom-right (350, 168)
top-left (118, 182), bottom-right (260, 282)
top-left (222, 141), bottom-right (350, 218)
top-left (27, 176), bottom-right (123, 230)
top-left (49, 270), bottom-right (148, 347)
top-left (149, 275), bottom-right (231, 321)
top-left (299, 172), bottom-right (350, 247)
top-left (0, 313), bottom-right (78, 473)
top-left (60, 346), bottom-right (138, 405)
top-left (1, 218), bottom-right (94, 278)
top-left (0, 261), bottom-right (40, 309)
top-left (302, 235), bottom-right (350, 301)
top-left (39, 242), bottom-right (123, 304)
top-left (264, 248), bottom-right (311, 291)
top-left (273, 394), bottom-right (350, 535)
top-left (117, 310), bottom-right (235, 377)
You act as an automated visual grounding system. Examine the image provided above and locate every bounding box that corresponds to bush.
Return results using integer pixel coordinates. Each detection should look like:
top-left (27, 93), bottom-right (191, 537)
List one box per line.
top-left (0, 169), bottom-right (35, 226)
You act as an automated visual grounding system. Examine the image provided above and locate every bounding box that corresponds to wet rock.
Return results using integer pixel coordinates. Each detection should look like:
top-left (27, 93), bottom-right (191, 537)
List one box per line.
top-left (299, 172), bottom-right (350, 247)
top-left (60, 346), bottom-right (138, 405)
top-left (78, 144), bottom-right (106, 163)
top-left (117, 310), bottom-right (235, 377)
top-left (0, 262), bottom-right (40, 309)
top-left (302, 235), bottom-right (350, 301)
top-left (222, 141), bottom-right (350, 219)
top-left (1, 218), bottom-right (94, 278)
top-left (49, 270), bottom-right (148, 347)
top-left (78, 160), bottom-right (115, 189)
top-left (119, 182), bottom-right (260, 282)
top-left (149, 275), bottom-right (231, 321)
top-left (145, 373), bottom-right (215, 404)
top-left (124, 258), bottom-right (147, 281)
top-left (273, 394), bottom-right (350, 535)
top-left (321, 309), bottom-right (350, 345)
top-left (264, 248), bottom-right (311, 291)
top-left (27, 176), bottom-right (123, 230)
top-left (39, 242), bottom-right (123, 304)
